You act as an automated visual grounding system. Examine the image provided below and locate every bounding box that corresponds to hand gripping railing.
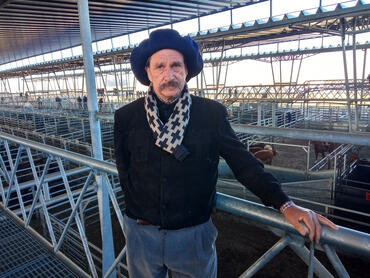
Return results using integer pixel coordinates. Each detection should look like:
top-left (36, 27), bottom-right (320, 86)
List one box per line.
top-left (0, 131), bottom-right (369, 278)
top-left (216, 193), bottom-right (370, 277)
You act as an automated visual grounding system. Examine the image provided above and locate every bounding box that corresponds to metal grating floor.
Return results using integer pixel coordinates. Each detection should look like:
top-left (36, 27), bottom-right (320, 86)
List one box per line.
top-left (0, 208), bottom-right (80, 278)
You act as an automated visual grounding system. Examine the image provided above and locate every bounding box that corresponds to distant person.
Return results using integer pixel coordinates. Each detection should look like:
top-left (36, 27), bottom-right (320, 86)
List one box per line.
top-left (286, 111), bottom-right (292, 123)
top-left (55, 96), bottom-right (62, 109)
top-left (37, 96), bottom-right (42, 109)
top-left (83, 95), bottom-right (88, 109)
top-left (77, 96), bottom-right (82, 109)
top-left (114, 29), bottom-right (338, 278)
top-left (97, 88), bottom-right (105, 96)
top-left (98, 97), bottom-right (103, 110)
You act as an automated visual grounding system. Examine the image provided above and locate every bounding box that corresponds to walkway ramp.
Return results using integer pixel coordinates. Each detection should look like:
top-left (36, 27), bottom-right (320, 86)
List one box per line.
top-left (0, 207), bottom-right (81, 278)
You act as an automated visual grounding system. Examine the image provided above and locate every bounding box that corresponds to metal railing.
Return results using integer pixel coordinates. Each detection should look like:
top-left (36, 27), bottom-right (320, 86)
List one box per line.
top-left (309, 144), bottom-right (353, 172)
top-left (0, 132), bottom-right (369, 278)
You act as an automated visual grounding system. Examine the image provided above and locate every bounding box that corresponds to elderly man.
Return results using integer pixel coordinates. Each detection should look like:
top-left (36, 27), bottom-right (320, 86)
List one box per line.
top-left (114, 29), bottom-right (337, 278)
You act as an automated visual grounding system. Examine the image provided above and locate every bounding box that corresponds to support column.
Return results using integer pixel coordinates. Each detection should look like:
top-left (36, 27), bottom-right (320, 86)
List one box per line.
top-left (352, 18), bottom-right (358, 131)
top-left (54, 72), bottom-right (62, 94)
top-left (112, 56), bottom-right (119, 101)
top-left (270, 57), bottom-right (277, 97)
top-left (23, 75), bottom-right (31, 93)
top-left (77, 1), bottom-right (115, 277)
top-left (360, 48), bottom-right (367, 114)
top-left (257, 103), bottom-right (262, 126)
top-left (340, 18), bottom-right (353, 132)
top-left (272, 102), bottom-right (277, 127)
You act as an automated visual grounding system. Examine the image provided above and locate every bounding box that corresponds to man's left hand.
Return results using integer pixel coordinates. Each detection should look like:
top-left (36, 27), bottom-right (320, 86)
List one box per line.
top-left (282, 204), bottom-right (338, 243)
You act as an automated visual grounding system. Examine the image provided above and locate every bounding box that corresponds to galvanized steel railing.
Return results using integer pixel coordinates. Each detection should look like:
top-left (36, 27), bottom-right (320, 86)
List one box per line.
top-left (0, 132), bottom-right (369, 278)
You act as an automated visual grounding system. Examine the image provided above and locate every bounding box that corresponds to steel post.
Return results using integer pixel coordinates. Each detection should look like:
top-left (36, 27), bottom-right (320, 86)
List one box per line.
top-left (289, 243), bottom-right (334, 278)
top-left (340, 18), bottom-right (352, 132)
top-left (272, 102), bottom-right (276, 127)
top-left (239, 237), bottom-right (289, 278)
top-left (306, 141), bottom-right (310, 178)
top-left (360, 48), bottom-right (367, 109)
top-left (77, 0), bottom-right (115, 277)
top-left (257, 103), bottom-right (262, 126)
top-left (352, 19), bottom-right (358, 131)
top-left (323, 244), bottom-right (350, 278)
top-left (308, 242), bottom-right (315, 278)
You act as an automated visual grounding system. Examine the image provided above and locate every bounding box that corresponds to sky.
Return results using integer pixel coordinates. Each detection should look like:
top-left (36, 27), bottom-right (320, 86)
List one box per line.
top-left (0, 0), bottom-right (369, 93)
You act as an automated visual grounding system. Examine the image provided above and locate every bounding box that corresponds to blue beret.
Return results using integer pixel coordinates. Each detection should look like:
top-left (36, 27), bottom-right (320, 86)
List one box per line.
top-left (130, 29), bottom-right (203, 86)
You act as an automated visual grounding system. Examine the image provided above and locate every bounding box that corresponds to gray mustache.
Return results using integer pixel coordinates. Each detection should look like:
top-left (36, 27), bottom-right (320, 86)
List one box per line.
top-left (159, 80), bottom-right (181, 91)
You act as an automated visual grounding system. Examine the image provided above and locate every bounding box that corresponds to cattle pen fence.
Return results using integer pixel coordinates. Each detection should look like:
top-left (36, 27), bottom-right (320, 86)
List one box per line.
top-left (0, 132), bottom-right (369, 278)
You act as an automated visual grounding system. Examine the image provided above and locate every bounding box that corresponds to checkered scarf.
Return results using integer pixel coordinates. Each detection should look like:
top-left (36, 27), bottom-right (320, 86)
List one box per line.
top-left (144, 85), bottom-right (191, 161)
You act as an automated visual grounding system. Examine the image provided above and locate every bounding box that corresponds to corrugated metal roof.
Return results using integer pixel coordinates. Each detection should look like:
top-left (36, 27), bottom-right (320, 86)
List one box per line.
top-left (1, 0), bottom-right (369, 77)
top-left (0, 0), bottom-right (263, 65)
top-left (195, 0), bottom-right (370, 49)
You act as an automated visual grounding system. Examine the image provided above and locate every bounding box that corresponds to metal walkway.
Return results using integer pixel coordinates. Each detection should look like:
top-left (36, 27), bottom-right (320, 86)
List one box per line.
top-left (0, 208), bottom-right (80, 278)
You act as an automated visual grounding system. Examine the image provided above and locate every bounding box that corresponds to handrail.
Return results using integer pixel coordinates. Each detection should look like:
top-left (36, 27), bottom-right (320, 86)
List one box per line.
top-left (231, 124), bottom-right (370, 147)
top-left (95, 114), bottom-right (370, 147)
top-left (0, 132), bottom-right (117, 175)
top-left (1, 132), bottom-right (369, 254)
top-left (216, 193), bottom-right (370, 258)
top-left (0, 132), bottom-right (369, 277)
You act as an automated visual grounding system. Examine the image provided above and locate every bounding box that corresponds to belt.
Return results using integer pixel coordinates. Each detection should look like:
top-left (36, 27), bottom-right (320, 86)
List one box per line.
top-left (136, 219), bottom-right (151, 225)
top-left (137, 219), bottom-right (157, 226)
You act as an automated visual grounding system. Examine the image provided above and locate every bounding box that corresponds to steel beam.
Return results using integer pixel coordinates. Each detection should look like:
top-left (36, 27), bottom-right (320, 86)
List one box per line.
top-left (231, 124), bottom-right (370, 147)
top-left (77, 1), bottom-right (115, 276)
top-left (340, 18), bottom-right (353, 132)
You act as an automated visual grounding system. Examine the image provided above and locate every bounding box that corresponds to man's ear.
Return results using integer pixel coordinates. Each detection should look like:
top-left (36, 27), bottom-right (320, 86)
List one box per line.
top-left (184, 64), bottom-right (188, 78)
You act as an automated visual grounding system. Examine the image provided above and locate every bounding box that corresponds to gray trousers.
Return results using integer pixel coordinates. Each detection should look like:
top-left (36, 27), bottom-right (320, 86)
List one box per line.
top-left (123, 215), bottom-right (218, 278)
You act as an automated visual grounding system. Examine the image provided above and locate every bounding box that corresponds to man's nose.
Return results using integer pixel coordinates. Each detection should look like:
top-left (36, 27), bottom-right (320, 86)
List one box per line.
top-left (163, 67), bottom-right (175, 80)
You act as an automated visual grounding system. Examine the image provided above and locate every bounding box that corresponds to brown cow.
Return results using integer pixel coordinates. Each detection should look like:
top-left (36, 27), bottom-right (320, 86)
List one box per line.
top-left (254, 148), bottom-right (277, 165)
top-left (312, 141), bottom-right (328, 161)
top-left (248, 146), bottom-right (264, 154)
top-left (313, 141), bottom-right (340, 161)
top-left (263, 144), bottom-right (277, 155)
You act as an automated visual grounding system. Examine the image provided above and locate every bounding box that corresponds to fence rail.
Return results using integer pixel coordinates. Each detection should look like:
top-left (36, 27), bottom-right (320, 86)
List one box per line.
top-left (0, 132), bottom-right (369, 278)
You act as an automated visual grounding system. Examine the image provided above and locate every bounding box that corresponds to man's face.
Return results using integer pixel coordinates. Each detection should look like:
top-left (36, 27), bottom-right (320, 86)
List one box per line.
top-left (145, 49), bottom-right (188, 103)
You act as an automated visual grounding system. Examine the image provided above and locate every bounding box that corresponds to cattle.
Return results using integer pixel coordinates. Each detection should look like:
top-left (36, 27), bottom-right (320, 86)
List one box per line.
top-left (248, 146), bottom-right (264, 154)
top-left (312, 141), bottom-right (340, 161)
top-left (254, 150), bottom-right (275, 165)
top-left (312, 141), bottom-right (329, 161)
top-left (254, 145), bottom-right (277, 165)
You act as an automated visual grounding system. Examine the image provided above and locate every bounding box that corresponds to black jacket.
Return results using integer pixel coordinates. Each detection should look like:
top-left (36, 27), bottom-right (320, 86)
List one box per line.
top-left (114, 95), bottom-right (289, 229)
